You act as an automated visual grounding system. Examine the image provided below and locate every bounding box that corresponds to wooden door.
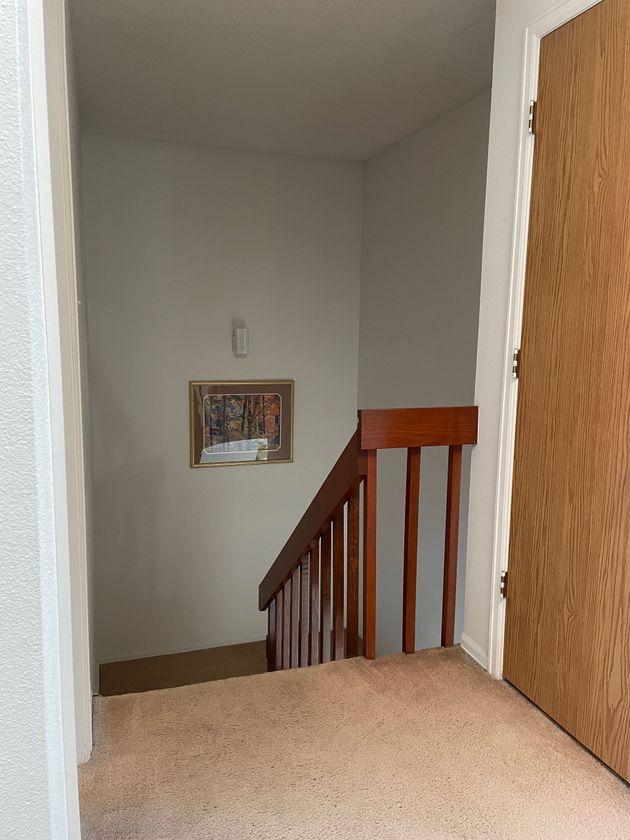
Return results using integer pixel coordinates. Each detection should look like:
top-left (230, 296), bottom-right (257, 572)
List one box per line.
top-left (503, 0), bottom-right (630, 782)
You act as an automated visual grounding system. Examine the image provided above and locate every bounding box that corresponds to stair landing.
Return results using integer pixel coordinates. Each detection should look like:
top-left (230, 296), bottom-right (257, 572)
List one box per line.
top-left (79, 647), bottom-right (630, 839)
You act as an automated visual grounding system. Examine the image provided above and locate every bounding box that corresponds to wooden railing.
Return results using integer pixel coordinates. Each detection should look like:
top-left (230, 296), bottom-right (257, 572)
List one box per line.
top-left (258, 406), bottom-right (478, 671)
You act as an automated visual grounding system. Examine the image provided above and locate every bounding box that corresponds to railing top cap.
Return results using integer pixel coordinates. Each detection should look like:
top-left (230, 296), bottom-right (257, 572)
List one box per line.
top-left (259, 407), bottom-right (479, 610)
top-left (359, 406), bottom-right (478, 450)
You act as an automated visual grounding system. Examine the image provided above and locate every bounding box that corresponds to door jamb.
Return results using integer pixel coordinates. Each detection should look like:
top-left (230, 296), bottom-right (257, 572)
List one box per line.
top-left (487, 0), bottom-right (604, 679)
top-left (29, 0), bottom-right (92, 768)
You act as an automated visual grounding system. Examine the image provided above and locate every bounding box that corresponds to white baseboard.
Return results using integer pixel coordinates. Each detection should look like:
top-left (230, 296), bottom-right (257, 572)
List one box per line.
top-left (460, 633), bottom-right (489, 671)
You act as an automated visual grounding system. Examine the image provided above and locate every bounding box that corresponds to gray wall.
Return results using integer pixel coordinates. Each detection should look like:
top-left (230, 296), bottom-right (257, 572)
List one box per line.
top-left (358, 93), bottom-right (490, 655)
top-left (81, 135), bottom-right (363, 665)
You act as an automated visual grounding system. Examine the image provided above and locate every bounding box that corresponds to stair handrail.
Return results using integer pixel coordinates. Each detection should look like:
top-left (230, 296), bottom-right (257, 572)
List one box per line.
top-left (259, 429), bottom-right (366, 611)
top-left (259, 406), bottom-right (478, 672)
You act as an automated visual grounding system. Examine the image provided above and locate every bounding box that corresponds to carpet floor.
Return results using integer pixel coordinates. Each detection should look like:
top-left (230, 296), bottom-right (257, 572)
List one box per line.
top-left (79, 647), bottom-right (630, 839)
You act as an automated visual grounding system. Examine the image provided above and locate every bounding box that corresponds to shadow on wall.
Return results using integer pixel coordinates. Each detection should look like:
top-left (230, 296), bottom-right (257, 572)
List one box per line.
top-left (90, 362), bottom-right (203, 671)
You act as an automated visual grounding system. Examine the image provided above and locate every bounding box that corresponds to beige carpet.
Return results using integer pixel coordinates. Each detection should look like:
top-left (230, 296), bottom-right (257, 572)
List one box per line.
top-left (80, 648), bottom-right (630, 839)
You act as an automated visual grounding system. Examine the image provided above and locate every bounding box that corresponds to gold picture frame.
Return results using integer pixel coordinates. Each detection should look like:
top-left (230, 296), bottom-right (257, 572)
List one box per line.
top-left (189, 380), bottom-right (294, 468)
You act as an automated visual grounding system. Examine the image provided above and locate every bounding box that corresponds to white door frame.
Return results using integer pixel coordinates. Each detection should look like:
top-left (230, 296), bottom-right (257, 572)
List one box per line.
top-left (487, 0), bottom-right (604, 679)
top-left (29, 0), bottom-right (92, 766)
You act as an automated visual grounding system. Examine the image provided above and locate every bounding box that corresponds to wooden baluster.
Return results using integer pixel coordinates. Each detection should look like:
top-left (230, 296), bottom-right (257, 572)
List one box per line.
top-left (442, 444), bottom-right (462, 647)
top-left (363, 450), bottom-right (377, 660)
top-left (332, 505), bottom-right (345, 660)
top-left (300, 555), bottom-right (310, 667)
top-left (291, 566), bottom-right (300, 667)
top-left (267, 599), bottom-right (276, 672)
top-left (275, 589), bottom-right (283, 671)
top-left (283, 579), bottom-right (291, 669)
top-left (403, 447), bottom-right (421, 654)
top-left (310, 540), bottom-right (320, 665)
top-left (320, 524), bottom-right (332, 663)
top-left (346, 485), bottom-right (360, 657)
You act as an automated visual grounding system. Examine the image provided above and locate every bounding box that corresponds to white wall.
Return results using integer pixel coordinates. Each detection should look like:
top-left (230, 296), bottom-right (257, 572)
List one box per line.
top-left (358, 93), bottom-right (491, 656)
top-left (82, 135), bottom-right (363, 665)
top-left (0, 0), bottom-right (80, 835)
top-left (463, 0), bottom-right (583, 667)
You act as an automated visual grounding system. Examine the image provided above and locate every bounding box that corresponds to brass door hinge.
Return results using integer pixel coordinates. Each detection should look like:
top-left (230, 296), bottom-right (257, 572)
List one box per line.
top-left (500, 570), bottom-right (509, 599)
top-left (512, 349), bottom-right (521, 380)
top-left (528, 100), bottom-right (538, 135)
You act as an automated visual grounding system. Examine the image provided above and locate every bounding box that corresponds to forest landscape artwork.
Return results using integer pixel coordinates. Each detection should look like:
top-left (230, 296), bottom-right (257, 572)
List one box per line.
top-left (190, 380), bottom-right (293, 467)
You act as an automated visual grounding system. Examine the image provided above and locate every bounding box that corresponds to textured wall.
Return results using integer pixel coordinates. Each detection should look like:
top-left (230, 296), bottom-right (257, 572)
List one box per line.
top-left (359, 93), bottom-right (491, 655)
top-left (81, 135), bottom-right (363, 665)
top-left (0, 0), bottom-right (78, 835)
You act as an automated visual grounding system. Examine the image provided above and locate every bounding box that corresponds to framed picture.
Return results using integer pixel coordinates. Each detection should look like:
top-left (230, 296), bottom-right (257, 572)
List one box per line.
top-left (189, 380), bottom-right (294, 468)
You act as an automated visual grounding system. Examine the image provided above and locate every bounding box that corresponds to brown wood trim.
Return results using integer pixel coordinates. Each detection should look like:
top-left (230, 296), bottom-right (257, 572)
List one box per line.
top-left (291, 568), bottom-right (300, 668)
top-left (267, 600), bottom-right (276, 672)
top-left (320, 524), bottom-right (332, 664)
top-left (363, 452), bottom-right (377, 660)
top-left (360, 406), bottom-right (478, 450)
top-left (299, 556), bottom-right (310, 667)
top-left (282, 579), bottom-right (291, 669)
top-left (346, 486), bottom-right (360, 658)
top-left (259, 429), bottom-right (367, 610)
top-left (99, 639), bottom-right (267, 696)
top-left (403, 447), bottom-right (421, 654)
top-left (441, 445), bottom-right (462, 647)
top-left (332, 505), bottom-right (345, 661)
top-left (274, 589), bottom-right (283, 671)
top-left (309, 541), bottom-right (320, 666)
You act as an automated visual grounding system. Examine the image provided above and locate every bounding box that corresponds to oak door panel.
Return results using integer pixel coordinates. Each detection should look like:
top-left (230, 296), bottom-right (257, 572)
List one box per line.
top-left (504, 0), bottom-right (630, 782)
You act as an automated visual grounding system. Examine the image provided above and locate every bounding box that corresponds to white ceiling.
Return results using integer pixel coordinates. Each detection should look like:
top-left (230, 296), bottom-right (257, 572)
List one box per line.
top-left (70, 0), bottom-right (495, 161)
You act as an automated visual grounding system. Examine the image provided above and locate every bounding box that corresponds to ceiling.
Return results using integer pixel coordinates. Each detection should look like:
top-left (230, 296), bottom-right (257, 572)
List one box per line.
top-left (70, 0), bottom-right (495, 161)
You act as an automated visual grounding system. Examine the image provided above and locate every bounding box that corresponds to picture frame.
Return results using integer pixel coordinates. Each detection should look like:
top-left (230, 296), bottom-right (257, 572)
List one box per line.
top-left (189, 380), bottom-right (294, 468)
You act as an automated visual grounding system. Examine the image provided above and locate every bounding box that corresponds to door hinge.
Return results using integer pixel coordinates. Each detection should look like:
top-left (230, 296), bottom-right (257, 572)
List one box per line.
top-left (500, 570), bottom-right (509, 599)
top-left (528, 100), bottom-right (538, 135)
top-left (512, 348), bottom-right (521, 380)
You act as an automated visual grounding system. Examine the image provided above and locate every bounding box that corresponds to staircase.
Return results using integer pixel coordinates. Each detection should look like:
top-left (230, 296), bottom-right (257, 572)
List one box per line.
top-left (258, 406), bottom-right (478, 671)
